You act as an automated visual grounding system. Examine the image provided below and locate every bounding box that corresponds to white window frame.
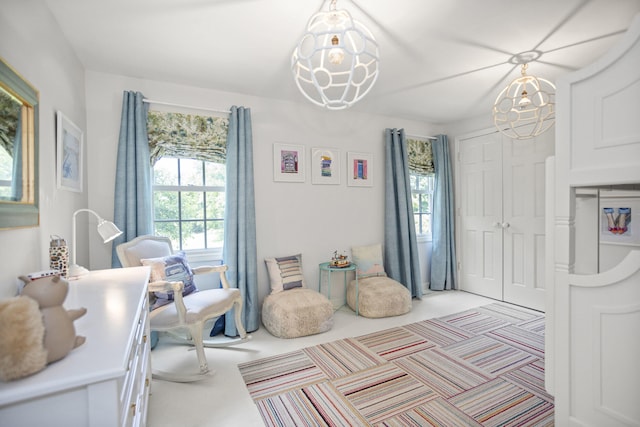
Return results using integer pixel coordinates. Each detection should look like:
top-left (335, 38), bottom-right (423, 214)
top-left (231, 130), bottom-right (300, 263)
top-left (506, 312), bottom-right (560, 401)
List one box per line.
top-left (410, 173), bottom-right (434, 242)
top-left (152, 158), bottom-right (225, 262)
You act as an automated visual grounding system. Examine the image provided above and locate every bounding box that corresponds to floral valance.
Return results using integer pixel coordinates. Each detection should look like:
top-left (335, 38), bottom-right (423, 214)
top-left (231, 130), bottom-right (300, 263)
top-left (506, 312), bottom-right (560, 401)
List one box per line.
top-left (147, 110), bottom-right (229, 165)
top-left (407, 137), bottom-right (434, 175)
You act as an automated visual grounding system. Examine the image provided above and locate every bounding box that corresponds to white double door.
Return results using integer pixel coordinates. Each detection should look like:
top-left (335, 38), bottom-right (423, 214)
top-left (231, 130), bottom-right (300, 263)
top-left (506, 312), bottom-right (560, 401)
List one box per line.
top-left (457, 129), bottom-right (553, 311)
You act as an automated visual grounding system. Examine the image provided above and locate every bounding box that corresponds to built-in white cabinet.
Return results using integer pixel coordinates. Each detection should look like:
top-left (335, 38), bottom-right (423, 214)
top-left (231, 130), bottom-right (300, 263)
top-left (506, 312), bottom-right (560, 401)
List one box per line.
top-left (548, 13), bottom-right (640, 426)
top-left (0, 267), bottom-right (152, 427)
top-left (456, 128), bottom-right (553, 311)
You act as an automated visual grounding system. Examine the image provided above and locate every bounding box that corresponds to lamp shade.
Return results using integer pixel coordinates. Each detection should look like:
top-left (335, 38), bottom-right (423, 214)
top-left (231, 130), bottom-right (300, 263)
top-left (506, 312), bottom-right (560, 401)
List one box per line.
top-left (97, 219), bottom-right (122, 243)
top-left (493, 63), bottom-right (555, 140)
top-left (291, 1), bottom-right (379, 110)
top-left (69, 209), bottom-right (122, 278)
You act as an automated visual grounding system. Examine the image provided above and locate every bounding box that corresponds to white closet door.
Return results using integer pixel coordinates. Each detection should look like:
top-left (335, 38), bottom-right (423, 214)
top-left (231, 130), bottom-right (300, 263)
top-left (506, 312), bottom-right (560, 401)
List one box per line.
top-left (459, 131), bottom-right (503, 300)
top-left (502, 132), bottom-right (554, 311)
top-left (458, 129), bottom-right (553, 311)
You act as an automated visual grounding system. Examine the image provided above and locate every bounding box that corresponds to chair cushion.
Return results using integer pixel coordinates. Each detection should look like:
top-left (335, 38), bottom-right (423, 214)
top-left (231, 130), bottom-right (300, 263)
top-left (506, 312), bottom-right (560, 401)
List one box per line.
top-left (351, 244), bottom-right (387, 278)
top-left (347, 276), bottom-right (411, 318)
top-left (141, 251), bottom-right (197, 309)
top-left (261, 288), bottom-right (333, 338)
top-left (264, 254), bottom-right (305, 293)
top-left (150, 288), bottom-right (241, 329)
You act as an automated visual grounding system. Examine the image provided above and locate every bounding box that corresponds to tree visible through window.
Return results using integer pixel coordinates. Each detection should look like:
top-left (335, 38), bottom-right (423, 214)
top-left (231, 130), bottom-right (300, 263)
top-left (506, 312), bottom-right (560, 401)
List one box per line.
top-left (152, 157), bottom-right (225, 251)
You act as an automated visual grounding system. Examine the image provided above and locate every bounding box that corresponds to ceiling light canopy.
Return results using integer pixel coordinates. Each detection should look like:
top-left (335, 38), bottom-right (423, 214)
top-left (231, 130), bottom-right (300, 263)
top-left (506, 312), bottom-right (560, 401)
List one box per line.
top-left (291, 0), bottom-right (380, 110)
top-left (493, 54), bottom-right (555, 140)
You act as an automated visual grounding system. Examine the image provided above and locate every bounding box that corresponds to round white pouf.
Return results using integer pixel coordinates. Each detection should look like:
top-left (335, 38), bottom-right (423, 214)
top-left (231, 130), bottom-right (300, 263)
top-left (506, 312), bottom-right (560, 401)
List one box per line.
top-left (347, 276), bottom-right (412, 318)
top-left (261, 288), bottom-right (334, 338)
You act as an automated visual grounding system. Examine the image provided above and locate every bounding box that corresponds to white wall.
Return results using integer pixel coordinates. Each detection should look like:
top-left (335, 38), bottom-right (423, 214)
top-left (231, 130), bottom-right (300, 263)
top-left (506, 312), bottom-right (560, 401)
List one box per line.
top-left (0, 1), bottom-right (89, 298)
top-left (84, 72), bottom-right (443, 306)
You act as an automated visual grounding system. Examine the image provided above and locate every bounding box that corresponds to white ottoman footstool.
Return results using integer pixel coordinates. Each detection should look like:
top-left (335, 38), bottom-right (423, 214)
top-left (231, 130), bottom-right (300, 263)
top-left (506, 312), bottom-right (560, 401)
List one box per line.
top-left (347, 276), bottom-right (411, 318)
top-left (262, 288), bottom-right (334, 338)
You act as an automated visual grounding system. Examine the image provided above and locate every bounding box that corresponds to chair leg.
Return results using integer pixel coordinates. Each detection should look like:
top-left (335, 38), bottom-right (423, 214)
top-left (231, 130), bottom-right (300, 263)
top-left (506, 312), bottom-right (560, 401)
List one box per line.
top-left (150, 323), bottom-right (214, 383)
top-left (189, 322), bottom-right (209, 375)
top-left (233, 298), bottom-right (247, 339)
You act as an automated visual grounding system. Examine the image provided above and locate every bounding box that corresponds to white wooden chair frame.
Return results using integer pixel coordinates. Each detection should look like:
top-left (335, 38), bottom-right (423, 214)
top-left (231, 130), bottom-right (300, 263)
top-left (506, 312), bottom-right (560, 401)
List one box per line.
top-left (116, 235), bottom-right (250, 382)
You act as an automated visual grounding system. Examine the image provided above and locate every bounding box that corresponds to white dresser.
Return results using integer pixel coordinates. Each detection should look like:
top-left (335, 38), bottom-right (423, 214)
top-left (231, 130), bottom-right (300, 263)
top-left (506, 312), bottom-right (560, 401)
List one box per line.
top-left (0, 266), bottom-right (151, 427)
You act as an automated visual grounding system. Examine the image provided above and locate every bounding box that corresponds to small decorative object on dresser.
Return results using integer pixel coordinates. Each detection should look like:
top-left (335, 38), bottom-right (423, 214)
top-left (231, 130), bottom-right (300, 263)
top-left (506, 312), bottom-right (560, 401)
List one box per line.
top-left (19, 274), bottom-right (86, 365)
top-left (49, 235), bottom-right (69, 278)
top-left (0, 274), bottom-right (86, 382)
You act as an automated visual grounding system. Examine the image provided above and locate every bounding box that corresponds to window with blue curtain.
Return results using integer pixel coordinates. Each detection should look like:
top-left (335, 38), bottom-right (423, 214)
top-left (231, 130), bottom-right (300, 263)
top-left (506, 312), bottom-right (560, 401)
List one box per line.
top-left (407, 137), bottom-right (435, 238)
top-left (147, 110), bottom-right (229, 255)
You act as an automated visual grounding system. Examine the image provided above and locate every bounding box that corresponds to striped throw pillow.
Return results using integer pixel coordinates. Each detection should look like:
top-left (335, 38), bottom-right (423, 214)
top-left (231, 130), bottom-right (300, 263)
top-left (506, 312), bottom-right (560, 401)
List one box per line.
top-left (264, 254), bottom-right (305, 294)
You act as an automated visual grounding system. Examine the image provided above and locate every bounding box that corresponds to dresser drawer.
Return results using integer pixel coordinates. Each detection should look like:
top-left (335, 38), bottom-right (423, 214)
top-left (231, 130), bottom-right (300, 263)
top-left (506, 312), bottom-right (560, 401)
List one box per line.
top-left (121, 295), bottom-right (151, 427)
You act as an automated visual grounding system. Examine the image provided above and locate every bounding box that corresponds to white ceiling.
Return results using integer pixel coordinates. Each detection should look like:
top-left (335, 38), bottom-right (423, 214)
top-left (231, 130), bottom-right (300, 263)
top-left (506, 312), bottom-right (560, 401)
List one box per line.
top-left (44, 0), bottom-right (640, 124)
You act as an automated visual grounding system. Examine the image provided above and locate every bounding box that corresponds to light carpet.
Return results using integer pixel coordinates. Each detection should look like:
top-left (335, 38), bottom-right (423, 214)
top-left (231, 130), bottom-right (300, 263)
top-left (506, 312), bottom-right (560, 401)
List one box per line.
top-left (238, 303), bottom-right (553, 426)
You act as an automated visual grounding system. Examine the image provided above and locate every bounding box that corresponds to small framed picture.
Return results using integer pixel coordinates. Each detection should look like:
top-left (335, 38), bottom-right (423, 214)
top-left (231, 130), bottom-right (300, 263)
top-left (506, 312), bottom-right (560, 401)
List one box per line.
top-left (56, 111), bottom-right (83, 192)
top-left (347, 151), bottom-right (373, 187)
top-left (273, 143), bottom-right (305, 182)
top-left (600, 198), bottom-right (639, 246)
top-left (311, 147), bottom-right (341, 185)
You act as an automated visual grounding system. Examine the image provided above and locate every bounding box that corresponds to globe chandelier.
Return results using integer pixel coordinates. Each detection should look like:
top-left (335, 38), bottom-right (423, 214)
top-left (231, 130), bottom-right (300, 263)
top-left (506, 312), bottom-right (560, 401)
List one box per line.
top-left (492, 52), bottom-right (555, 140)
top-left (291, 0), bottom-right (380, 110)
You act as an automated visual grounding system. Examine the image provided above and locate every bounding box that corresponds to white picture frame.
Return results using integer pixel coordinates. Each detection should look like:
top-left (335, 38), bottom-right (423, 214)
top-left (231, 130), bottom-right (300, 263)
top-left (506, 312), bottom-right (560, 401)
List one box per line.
top-left (311, 147), bottom-right (341, 185)
top-left (56, 111), bottom-right (83, 192)
top-left (347, 151), bottom-right (373, 187)
top-left (600, 196), bottom-right (639, 246)
top-left (273, 143), bottom-right (305, 182)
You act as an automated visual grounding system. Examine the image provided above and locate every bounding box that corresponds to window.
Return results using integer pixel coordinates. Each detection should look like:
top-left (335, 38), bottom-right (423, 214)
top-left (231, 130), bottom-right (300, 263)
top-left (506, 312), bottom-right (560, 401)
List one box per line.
top-left (406, 136), bottom-right (435, 239)
top-left (152, 157), bottom-right (225, 253)
top-left (410, 173), bottom-right (435, 238)
top-left (147, 109), bottom-right (228, 255)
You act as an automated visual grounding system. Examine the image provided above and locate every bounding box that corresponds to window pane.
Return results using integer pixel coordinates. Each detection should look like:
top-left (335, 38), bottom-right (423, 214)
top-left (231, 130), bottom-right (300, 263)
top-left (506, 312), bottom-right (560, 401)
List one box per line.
top-left (206, 220), bottom-right (224, 248)
top-left (180, 192), bottom-right (204, 219)
top-left (411, 194), bottom-right (418, 213)
top-left (419, 195), bottom-right (429, 213)
top-left (152, 157), bottom-right (226, 251)
top-left (155, 221), bottom-right (180, 249)
top-left (424, 215), bottom-right (432, 234)
top-left (179, 158), bottom-right (203, 186)
top-left (420, 175), bottom-right (429, 190)
top-left (154, 191), bottom-right (179, 219)
top-left (206, 191), bottom-right (225, 219)
top-left (153, 157), bottom-right (178, 185)
top-left (181, 221), bottom-right (205, 250)
top-left (205, 162), bottom-right (225, 187)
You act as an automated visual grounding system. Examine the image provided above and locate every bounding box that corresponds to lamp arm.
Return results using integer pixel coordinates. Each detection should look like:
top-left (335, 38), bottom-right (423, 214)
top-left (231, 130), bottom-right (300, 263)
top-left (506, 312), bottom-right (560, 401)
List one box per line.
top-left (71, 208), bottom-right (104, 268)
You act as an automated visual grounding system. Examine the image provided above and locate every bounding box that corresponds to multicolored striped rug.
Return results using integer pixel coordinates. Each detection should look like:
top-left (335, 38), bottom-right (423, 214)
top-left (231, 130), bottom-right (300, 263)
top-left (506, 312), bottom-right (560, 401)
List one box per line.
top-left (238, 303), bottom-right (553, 426)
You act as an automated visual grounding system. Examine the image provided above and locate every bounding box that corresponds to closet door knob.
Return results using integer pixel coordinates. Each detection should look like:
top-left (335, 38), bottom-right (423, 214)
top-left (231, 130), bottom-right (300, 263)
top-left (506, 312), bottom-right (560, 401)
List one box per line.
top-left (493, 222), bottom-right (501, 228)
top-left (501, 222), bottom-right (510, 229)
